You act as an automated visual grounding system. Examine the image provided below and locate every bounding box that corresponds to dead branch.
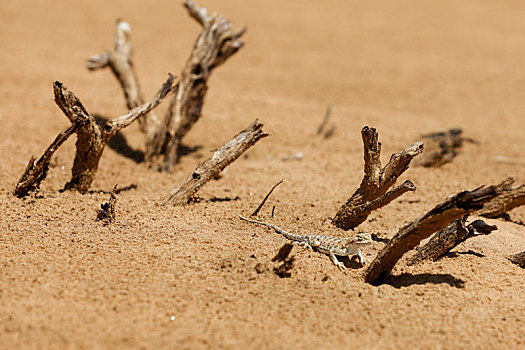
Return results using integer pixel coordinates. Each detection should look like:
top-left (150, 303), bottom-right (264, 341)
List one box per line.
top-left (407, 217), bottom-right (497, 265)
top-left (478, 178), bottom-right (525, 218)
top-left (55, 74), bottom-right (176, 194)
top-left (96, 185), bottom-right (118, 225)
top-left (86, 19), bottom-right (161, 158)
top-left (153, 0), bottom-right (246, 170)
top-left (162, 120), bottom-right (268, 205)
top-left (415, 128), bottom-right (466, 167)
top-left (364, 180), bottom-right (512, 285)
top-left (14, 121), bottom-right (83, 197)
top-left (332, 126), bottom-right (423, 230)
top-left (317, 105), bottom-right (332, 136)
top-left (250, 180), bottom-right (283, 217)
top-left (508, 251), bottom-right (525, 268)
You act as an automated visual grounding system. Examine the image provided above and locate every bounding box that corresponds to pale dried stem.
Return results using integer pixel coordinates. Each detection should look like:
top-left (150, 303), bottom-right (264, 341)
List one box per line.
top-left (86, 19), bottom-right (161, 158)
top-left (364, 180), bottom-right (512, 285)
top-left (162, 120), bottom-right (268, 205)
top-left (333, 126), bottom-right (423, 230)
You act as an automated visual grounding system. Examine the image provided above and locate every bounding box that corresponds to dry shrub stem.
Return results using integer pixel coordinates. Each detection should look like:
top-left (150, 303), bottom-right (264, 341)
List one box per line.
top-left (162, 120), bottom-right (268, 205)
top-left (508, 251), bottom-right (525, 268)
top-left (333, 126), bottom-right (423, 230)
top-left (478, 178), bottom-right (525, 218)
top-left (407, 217), bottom-right (497, 265)
top-left (153, 0), bottom-right (246, 171)
top-left (14, 122), bottom-right (84, 197)
top-left (55, 74), bottom-right (176, 194)
top-left (415, 128), bottom-right (466, 167)
top-left (364, 179), bottom-right (513, 285)
top-left (86, 19), bottom-right (161, 159)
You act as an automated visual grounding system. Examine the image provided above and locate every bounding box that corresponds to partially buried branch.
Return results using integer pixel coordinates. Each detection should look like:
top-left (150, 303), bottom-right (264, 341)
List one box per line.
top-left (508, 251), bottom-right (525, 268)
top-left (14, 121), bottom-right (84, 197)
top-left (86, 19), bottom-right (161, 159)
top-left (407, 217), bottom-right (497, 265)
top-left (153, 0), bottom-right (246, 171)
top-left (332, 126), bottom-right (423, 230)
top-left (96, 185), bottom-right (118, 225)
top-left (162, 120), bottom-right (268, 205)
top-left (478, 178), bottom-right (525, 218)
top-left (55, 74), bottom-right (176, 194)
top-left (364, 179), bottom-right (513, 285)
top-left (415, 128), bottom-right (467, 167)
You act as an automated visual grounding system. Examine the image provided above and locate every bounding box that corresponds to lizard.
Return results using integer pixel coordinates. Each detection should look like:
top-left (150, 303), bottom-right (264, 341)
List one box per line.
top-left (238, 215), bottom-right (372, 271)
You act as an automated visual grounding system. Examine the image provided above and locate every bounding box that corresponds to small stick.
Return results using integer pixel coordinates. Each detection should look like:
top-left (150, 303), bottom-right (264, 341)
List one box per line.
top-left (250, 180), bottom-right (283, 217)
top-left (162, 120), bottom-right (268, 205)
top-left (494, 156), bottom-right (525, 166)
top-left (14, 121), bottom-right (83, 197)
top-left (96, 185), bottom-right (118, 225)
top-left (508, 251), bottom-right (525, 268)
top-left (271, 206), bottom-right (276, 218)
top-left (317, 105), bottom-right (332, 135)
top-left (365, 179), bottom-right (512, 285)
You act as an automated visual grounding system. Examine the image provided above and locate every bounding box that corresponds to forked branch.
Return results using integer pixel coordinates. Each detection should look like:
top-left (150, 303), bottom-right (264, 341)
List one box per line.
top-left (53, 74), bottom-right (175, 194)
top-left (333, 126), bottom-right (423, 230)
top-left (162, 120), bottom-right (268, 205)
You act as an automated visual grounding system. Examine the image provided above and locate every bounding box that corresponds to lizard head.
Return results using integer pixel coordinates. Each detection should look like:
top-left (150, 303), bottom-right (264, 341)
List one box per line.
top-left (351, 232), bottom-right (372, 245)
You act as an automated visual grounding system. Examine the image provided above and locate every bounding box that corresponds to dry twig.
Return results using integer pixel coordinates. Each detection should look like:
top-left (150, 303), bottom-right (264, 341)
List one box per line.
top-left (55, 74), bottom-right (176, 194)
top-left (407, 217), bottom-right (497, 265)
top-left (153, 0), bottom-right (246, 170)
top-left (364, 180), bottom-right (513, 285)
top-left (96, 185), bottom-right (118, 225)
top-left (508, 251), bottom-right (525, 268)
top-left (162, 120), bottom-right (268, 205)
top-left (14, 121), bottom-right (84, 197)
top-left (333, 126), bottom-right (423, 230)
top-left (250, 180), bottom-right (283, 217)
top-left (415, 128), bottom-right (466, 167)
top-left (478, 178), bottom-right (525, 218)
top-left (317, 105), bottom-right (332, 136)
top-left (87, 20), bottom-right (161, 158)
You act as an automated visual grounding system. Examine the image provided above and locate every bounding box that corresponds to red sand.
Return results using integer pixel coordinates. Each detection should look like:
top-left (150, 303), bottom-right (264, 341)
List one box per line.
top-left (1, 0), bottom-right (524, 348)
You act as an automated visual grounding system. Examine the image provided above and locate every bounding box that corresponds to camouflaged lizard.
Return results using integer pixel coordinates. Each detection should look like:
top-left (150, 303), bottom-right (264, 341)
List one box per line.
top-left (238, 215), bottom-right (372, 270)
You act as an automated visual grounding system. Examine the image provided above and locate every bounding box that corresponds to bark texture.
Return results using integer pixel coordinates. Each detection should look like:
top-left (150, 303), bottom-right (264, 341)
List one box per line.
top-left (508, 251), bottom-right (525, 268)
top-left (478, 178), bottom-right (525, 218)
top-left (364, 180), bottom-right (512, 285)
top-left (162, 120), bottom-right (268, 205)
top-left (153, 0), bottom-right (246, 170)
top-left (54, 74), bottom-right (176, 194)
top-left (14, 122), bottom-right (83, 197)
top-left (86, 19), bottom-right (161, 158)
top-left (407, 217), bottom-right (497, 265)
top-left (333, 126), bottom-right (423, 230)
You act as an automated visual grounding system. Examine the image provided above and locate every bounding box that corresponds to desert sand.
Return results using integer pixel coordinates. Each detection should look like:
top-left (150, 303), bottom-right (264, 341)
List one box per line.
top-left (1, 0), bottom-right (524, 348)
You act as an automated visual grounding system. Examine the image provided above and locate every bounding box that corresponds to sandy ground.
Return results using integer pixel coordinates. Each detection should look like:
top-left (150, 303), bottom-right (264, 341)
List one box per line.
top-left (1, 0), bottom-right (524, 348)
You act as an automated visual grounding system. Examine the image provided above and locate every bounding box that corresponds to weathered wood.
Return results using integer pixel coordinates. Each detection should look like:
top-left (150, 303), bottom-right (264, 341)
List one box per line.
top-left (153, 0), bottom-right (246, 170)
top-left (508, 251), bottom-right (525, 268)
top-left (87, 20), bottom-right (161, 158)
top-left (96, 185), bottom-right (118, 225)
top-left (14, 121), bottom-right (83, 197)
top-left (478, 178), bottom-right (525, 218)
top-left (364, 180), bottom-right (511, 285)
top-left (407, 217), bottom-right (497, 265)
top-left (54, 74), bottom-right (176, 194)
top-left (415, 128), bottom-right (466, 167)
top-left (332, 126), bottom-right (423, 230)
top-left (162, 120), bottom-right (268, 205)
